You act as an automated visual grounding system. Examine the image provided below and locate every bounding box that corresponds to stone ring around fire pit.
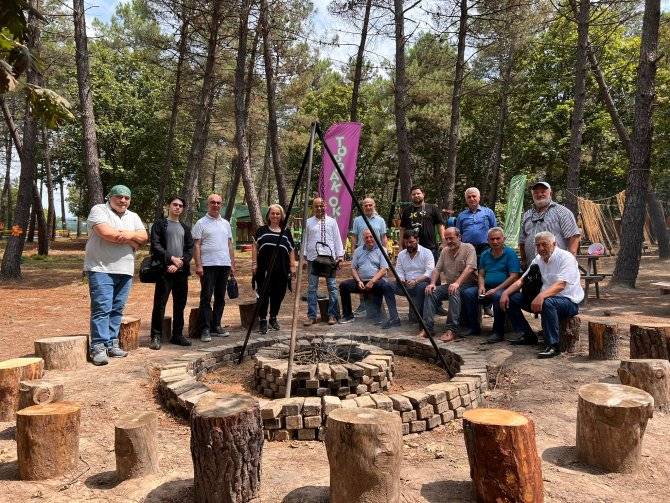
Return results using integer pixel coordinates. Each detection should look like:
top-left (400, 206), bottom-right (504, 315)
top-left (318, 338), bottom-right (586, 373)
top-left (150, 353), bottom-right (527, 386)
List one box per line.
top-left (254, 338), bottom-right (394, 400)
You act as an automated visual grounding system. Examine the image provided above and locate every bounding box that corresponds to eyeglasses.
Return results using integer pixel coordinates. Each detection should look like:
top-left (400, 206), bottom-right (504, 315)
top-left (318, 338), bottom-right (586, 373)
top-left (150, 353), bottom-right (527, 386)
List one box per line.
top-left (209, 201), bottom-right (222, 205)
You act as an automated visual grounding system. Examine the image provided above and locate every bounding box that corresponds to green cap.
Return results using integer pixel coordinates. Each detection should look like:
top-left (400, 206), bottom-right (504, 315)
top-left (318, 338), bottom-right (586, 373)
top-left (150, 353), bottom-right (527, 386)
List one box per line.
top-left (108, 185), bottom-right (131, 198)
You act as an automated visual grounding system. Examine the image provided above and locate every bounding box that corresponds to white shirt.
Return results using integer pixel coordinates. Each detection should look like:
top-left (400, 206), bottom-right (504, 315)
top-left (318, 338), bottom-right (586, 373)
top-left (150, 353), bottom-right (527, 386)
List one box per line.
top-left (525, 247), bottom-right (584, 304)
top-left (303, 215), bottom-right (344, 262)
top-left (84, 203), bottom-right (145, 276)
top-left (192, 213), bottom-right (233, 267)
top-left (395, 245), bottom-right (435, 282)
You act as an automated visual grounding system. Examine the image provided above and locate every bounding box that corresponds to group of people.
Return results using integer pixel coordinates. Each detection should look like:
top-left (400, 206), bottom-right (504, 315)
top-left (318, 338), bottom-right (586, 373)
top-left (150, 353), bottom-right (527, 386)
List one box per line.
top-left (82, 179), bottom-right (584, 366)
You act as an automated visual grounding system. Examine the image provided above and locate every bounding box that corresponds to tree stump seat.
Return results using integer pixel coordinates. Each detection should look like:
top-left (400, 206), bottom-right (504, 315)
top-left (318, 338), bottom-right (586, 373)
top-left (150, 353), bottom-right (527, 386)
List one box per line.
top-left (239, 301), bottom-right (258, 330)
top-left (559, 315), bottom-right (581, 353)
top-left (119, 316), bottom-right (141, 350)
top-left (115, 411), bottom-right (159, 480)
top-left (0, 357), bottom-right (44, 421)
top-left (34, 336), bottom-right (87, 370)
top-left (588, 321), bottom-right (620, 360)
top-left (18, 379), bottom-right (64, 410)
top-left (629, 324), bottom-right (670, 361)
top-left (618, 359), bottom-right (670, 411)
top-left (188, 307), bottom-right (200, 338)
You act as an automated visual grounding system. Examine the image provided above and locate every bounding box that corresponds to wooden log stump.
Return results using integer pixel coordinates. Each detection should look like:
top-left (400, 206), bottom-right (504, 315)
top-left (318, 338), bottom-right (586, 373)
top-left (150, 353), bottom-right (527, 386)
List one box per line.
top-left (462, 408), bottom-right (544, 503)
top-left (630, 324), bottom-right (670, 360)
top-left (325, 407), bottom-right (402, 503)
top-left (191, 393), bottom-right (263, 503)
top-left (0, 357), bottom-right (44, 421)
top-left (115, 411), bottom-right (159, 480)
top-left (162, 316), bottom-right (172, 342)
top-left (18, 380), bottom-right (64, 410)
top-left (618, 359), bottom-right (670, 412)
top-left (317, 298), bottom-right (331, 322)
top-left (576, 383), bottom-right (654, 473)
top-left (559, 316), bottom-right (581, 353)
top-left (16, 401), bottom-right (81, 480)
top-left (239, 301), bottom-right (258, 330)
top-left (588, 321), bottom-right (620, 360)
top-left (119, 316), bottom-right (141, 351)
top-left (188, 307), bottom-right (200, 339)
top-left (34, 335), bottom-right (87, 370)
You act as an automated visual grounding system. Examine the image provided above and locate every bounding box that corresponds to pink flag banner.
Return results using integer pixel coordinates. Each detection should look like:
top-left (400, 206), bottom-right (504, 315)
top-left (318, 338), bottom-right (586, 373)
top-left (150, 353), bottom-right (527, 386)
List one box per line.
top-left (320, 122), bottom-right (362, 245)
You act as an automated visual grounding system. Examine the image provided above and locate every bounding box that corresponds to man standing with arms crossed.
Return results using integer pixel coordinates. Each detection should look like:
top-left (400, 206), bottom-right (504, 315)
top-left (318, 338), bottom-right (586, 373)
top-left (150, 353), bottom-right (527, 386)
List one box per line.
top-left (192, 193), bottom-right (236, 342)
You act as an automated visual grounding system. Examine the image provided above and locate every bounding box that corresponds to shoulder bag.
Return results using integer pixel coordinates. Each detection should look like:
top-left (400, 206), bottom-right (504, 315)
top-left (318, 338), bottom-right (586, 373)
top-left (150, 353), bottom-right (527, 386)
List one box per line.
top-left (139, 255), bottom-right (163, 283)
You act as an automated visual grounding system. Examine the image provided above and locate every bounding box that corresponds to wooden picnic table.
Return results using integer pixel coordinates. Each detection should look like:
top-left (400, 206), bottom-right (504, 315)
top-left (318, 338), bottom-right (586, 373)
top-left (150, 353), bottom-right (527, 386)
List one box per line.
top-left (577, 254), bottom-right (606, 303)
top-left (651, 282), bottom-right (670, 295)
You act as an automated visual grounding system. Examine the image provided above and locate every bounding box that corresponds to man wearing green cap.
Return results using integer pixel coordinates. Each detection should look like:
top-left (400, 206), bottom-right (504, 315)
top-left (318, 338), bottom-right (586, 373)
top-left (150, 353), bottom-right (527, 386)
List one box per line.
top-left (84, 185), bottom-right (148, 365)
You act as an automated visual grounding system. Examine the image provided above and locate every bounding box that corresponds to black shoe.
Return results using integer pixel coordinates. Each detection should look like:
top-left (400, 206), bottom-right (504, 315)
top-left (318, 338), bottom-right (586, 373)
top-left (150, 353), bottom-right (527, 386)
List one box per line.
top-left (170, 334), bottom-right (192, 346)
top-left (510, 333), bottom-right (538, 346)
top-left (259, 319), bottom-right (268, 335)
top-left (149, 334), bottom-right (161, 350)
top-left (460, 328), bottom-right (481, 337)
top-left (486, 333), bottom-right (505, 344)
top-left (269, 318), bottom-right (280, 331)
top-left (381, 318), bottom-right (401, 329)
top-left (538, 346), bottom-right (560, 359)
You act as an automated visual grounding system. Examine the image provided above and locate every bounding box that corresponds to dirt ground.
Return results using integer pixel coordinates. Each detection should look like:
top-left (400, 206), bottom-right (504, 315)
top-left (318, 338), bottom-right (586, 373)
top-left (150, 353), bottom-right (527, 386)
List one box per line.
top-left (0, 239), bottom-right (669, 502)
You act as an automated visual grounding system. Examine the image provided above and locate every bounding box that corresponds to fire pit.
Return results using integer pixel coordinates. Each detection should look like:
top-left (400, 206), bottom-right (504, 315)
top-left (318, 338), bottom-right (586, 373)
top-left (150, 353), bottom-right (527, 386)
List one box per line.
top-left (253, 338), bottom-right (394, 399)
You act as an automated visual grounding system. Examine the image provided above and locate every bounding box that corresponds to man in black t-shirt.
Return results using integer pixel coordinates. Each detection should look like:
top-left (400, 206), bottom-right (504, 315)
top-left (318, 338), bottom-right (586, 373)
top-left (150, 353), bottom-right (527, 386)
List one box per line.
top-left (399, 185), bottom-right (445, 262)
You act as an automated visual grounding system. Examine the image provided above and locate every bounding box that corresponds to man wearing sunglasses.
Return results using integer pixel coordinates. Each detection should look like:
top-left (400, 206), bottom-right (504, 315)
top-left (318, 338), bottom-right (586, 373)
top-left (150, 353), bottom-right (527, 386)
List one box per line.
top-left (84, 184), bottom-right (148, 365)
top-left (149, 196), bottom-right (194, 349)
top-left (192, 193), bottom-right (236, 341)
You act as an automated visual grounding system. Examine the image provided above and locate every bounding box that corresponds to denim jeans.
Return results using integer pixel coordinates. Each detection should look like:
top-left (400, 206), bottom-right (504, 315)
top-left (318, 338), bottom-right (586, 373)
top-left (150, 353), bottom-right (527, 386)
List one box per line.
top-left (393, 280), bottom-right (429, 321)
top-left (88, 271), bottom-right (133, 349)
top-left (460, 286), bottom-right (505, 334)
top-left (307, 261), bottom-right (339, 320)
top-left (506, 292), bottom-right (579, 345)
top-left (340, 278), bottom-right (398, 321)
top-left (422, 283), bottom-right (471, 334)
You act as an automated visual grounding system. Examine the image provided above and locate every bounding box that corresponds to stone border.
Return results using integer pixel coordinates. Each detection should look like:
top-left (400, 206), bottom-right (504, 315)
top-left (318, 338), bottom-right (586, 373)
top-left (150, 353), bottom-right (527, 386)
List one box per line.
top-left (157, 332), bottom-right (489, 440)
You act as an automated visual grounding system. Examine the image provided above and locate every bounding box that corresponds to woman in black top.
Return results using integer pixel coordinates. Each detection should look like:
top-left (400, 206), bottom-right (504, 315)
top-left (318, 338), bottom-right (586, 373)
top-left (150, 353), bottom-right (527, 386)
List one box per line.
top-left (252, 204), bottom-right (296, 334)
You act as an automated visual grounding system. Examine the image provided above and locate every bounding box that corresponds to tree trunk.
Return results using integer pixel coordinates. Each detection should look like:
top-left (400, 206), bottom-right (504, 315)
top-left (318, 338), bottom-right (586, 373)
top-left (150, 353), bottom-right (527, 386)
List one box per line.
top-left (485, 58), bottom-right (512, 208)
top-left (257, 137), bottom-right (270, 204)
top-left (564, 0), bottom-right (590, 216)
top-left (0, 357), bottom-right (44, 421)
top-left (18, 380), bottom-right (65, 410)
top-left (618, 359), bottom-right (670, 411)
top-left (115, 411), bottom-right (159, 480)
top-left (387, 170), bottom-right (401, 224)
top-left (463, 408), bottom-right (544, 503)
top-left (325, 407), bottom-right (402, 503)
top-left (33, 181), bottom-right (48, 255)
top-left (260, 0), bottom-right (288, 209)
top-left (629, 324), bottom-right (670, 360)
top-left (34, 335), bottom-right (88, 370)
top-left (119, 316), bottom-right (141, 351)
top-left (27, 200), bottom-right (36, 242)
top-left (393, 0), bottom-right (412, 202)
top-left (155, 6), bottom-right (190, 219)
top-left (59, 174), bottom-right (66, 231)
top-left (224, 159), bottom-right (241, 220)
top-left (647, 191), bottom-right (670, 258)
top-left (587, 321), bottom-right (620, 360)
top-left (16, 401), bottom-right (81, 480)
top-left (442, 0), bottom-right (468, 210)
top-left (234, 0), bottom-right (263, 232)
top-left (576, 383), bottom-right (653, 473)
top-left (42, 128), bottom-right (55, 240)
top-left (181, 0), bottom-right (225, 223)
top-left (0, 120), bottom-right (11, 226)
top-left (612, 0), bottom-right (661, 287)
top-left (73, 0), bottom-right (104, 208)
top-left (350, 0), bottom-right (373, 122)
top-left (190, 393), bottom-right (263, 503)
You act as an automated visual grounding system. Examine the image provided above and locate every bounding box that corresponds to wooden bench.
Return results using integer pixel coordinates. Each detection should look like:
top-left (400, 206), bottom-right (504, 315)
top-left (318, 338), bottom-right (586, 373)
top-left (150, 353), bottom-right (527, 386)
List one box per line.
top-left (582, 274), bottom-right (605, 304)
top-left (652, 282), bottom-right (670, 295)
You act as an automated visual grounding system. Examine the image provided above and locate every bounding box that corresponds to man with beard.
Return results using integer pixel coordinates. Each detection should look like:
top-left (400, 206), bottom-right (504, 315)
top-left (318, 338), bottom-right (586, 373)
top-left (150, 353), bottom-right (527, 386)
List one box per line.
top-left (399, 185), bottom-right (445, 263)
top-left (519, 181), bottom-right (580, 269)
top-left (394, 231), bottom-right (434, 322)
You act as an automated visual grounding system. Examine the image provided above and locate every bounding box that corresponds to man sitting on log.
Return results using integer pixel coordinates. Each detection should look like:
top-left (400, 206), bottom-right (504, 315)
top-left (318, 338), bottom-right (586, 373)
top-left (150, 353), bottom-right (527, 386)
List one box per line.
top-left (339, 230), bottom-right (400, 329)
top-left (500, 231), bottom-right (584, 359)
top-left (461, 227), bottom-right (521, 342)
top-left (393, 230), bottom-right (434, 322)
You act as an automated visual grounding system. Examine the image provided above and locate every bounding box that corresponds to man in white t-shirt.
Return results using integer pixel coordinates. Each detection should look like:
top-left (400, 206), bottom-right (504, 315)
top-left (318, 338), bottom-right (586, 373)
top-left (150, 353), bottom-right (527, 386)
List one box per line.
top-left (192, 193), bottom-right (236, 342)
top-left (84, 185), bottom-right (147, 366)
top-left (500, 231), bottom-right (584, 359)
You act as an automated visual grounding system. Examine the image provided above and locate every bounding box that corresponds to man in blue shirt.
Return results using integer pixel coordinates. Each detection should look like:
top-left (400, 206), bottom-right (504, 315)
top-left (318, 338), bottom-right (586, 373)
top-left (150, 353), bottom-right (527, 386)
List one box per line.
top-left (461, 227), bottom-right (521, 342)
top-left (339, 230), bottom-right (400, 329)
top-left (456, 187), bottom-right (497, 256)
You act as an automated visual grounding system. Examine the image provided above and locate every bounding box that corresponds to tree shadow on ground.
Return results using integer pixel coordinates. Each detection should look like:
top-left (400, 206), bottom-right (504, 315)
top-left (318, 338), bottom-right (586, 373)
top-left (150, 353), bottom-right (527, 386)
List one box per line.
top-left (420, 479), bottom-right (474, 502)
top-left (0, 425), bottom-right (15, 440)
top-left (282, 485), bottom-right (329, 503)
top-left (143, 478), bottom-right (193, 502)
top-left (84, 470), bottom-right (120, 490)
top-left (542, 445), bottom-right (607, 475)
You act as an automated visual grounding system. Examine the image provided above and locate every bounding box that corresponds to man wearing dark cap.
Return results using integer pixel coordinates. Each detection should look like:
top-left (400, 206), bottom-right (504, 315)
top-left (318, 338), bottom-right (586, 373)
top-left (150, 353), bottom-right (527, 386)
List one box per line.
top-left (84, 185), bottom-right (148, 365)
top-left (518, 181), bottom-right (580, 269)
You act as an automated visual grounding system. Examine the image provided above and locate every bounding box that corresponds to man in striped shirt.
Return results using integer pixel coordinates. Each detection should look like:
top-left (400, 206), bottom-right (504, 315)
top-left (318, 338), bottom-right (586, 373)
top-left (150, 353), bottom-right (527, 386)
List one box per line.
top-left (519, 181), bottom-right (581, 268)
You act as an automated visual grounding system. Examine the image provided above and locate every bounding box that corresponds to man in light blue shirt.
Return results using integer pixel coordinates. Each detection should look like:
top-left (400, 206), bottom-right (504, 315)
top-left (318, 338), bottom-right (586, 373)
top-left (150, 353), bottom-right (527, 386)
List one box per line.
top-left (339, 230), bottom-right (400, 329)
top-left (456, 187), bottom-right (497, 256)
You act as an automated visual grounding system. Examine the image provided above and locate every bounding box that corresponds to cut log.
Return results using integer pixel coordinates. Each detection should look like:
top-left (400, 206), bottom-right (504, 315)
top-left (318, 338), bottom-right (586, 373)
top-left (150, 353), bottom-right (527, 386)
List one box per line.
top-left (559, 316), bottom-right (581, 353)
top-left (317, 298), bottom-right (331, 322)
top-left (188, 307), bottom-right (200, 338)
top-left (325, 407), bottom-right (402, 503)
top-left (618, 359), bottom-right (670, 411)
top-left (119, 315), bottom-right (141, 351)
top-left (462, 408), bottom-right (544, 503)
top-left (115, 411), bottom-right (159, 480)
top-left (16, 401), bottom-right (81, 480)
top-left (191, 393), bottom-right (263, 503)
top-left (18, 380), bottom-right (64, 410)
top-left (162, 316), bottom-right (172, 342)
top-left (576, 383), bottom-right (654, 473)
top-left (34, 335), bottom-right (87, 370)
top-left (630, 324), bottom-right (670, 360)
top-left (0, 357), bottom-right (44, 421)
top-left (239, 301), bottom-right (258, 330)
top-left (588, 321), bottom-right (620, 360)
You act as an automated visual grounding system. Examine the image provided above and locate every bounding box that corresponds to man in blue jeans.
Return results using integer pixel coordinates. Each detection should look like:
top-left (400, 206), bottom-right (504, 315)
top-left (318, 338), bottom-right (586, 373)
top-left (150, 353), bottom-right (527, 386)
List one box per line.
top-left (84, 185), bottom-right (148, 365)
top-left (500, 231), bottom-right (584, 358)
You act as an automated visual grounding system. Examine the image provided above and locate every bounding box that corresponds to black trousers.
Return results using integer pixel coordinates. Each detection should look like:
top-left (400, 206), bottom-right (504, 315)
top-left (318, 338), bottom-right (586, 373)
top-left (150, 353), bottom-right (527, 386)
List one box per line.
top-left (198, 266), bottom-right (231, 332)
top-left (256, 272), bottom-right (288, 320)
top-left (150, 272), bottom-right (188, 338)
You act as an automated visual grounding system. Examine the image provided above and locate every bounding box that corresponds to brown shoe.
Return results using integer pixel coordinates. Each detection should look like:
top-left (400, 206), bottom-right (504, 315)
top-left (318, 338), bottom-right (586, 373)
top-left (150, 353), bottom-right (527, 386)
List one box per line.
top-left (303, 318), bottom-right (317, 327)
top-left (328, 316), bottom-right (337, 325)
top-left (438, 330), bottom-right (457, 342)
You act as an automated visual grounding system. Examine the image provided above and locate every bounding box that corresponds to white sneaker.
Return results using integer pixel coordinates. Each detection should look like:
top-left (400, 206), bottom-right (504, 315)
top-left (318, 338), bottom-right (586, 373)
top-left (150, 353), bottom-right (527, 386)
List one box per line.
top-left (200, 330), bottom-right (212, 342)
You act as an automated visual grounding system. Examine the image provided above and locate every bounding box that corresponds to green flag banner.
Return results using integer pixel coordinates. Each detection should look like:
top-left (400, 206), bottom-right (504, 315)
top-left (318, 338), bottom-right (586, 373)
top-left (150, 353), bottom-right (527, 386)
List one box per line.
top-left (503, 174), bottom-right (527, 248)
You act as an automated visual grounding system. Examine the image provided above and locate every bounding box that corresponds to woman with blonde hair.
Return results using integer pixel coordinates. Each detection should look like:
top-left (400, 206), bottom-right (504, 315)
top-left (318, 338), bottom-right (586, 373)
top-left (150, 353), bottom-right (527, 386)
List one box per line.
top-left (252, 204), bottom-right (297, 333)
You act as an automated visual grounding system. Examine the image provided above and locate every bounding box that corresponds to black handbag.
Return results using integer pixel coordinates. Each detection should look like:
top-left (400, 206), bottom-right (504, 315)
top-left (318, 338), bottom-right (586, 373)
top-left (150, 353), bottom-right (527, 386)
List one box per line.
top-left (312, 241), bottom-right (338, 278)
top-left (522, 263), bottom-right (543, 302)
top-left (139, 256), bottom-right (163, 283)
top-left (227, 276), bottom-right (239, 299)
